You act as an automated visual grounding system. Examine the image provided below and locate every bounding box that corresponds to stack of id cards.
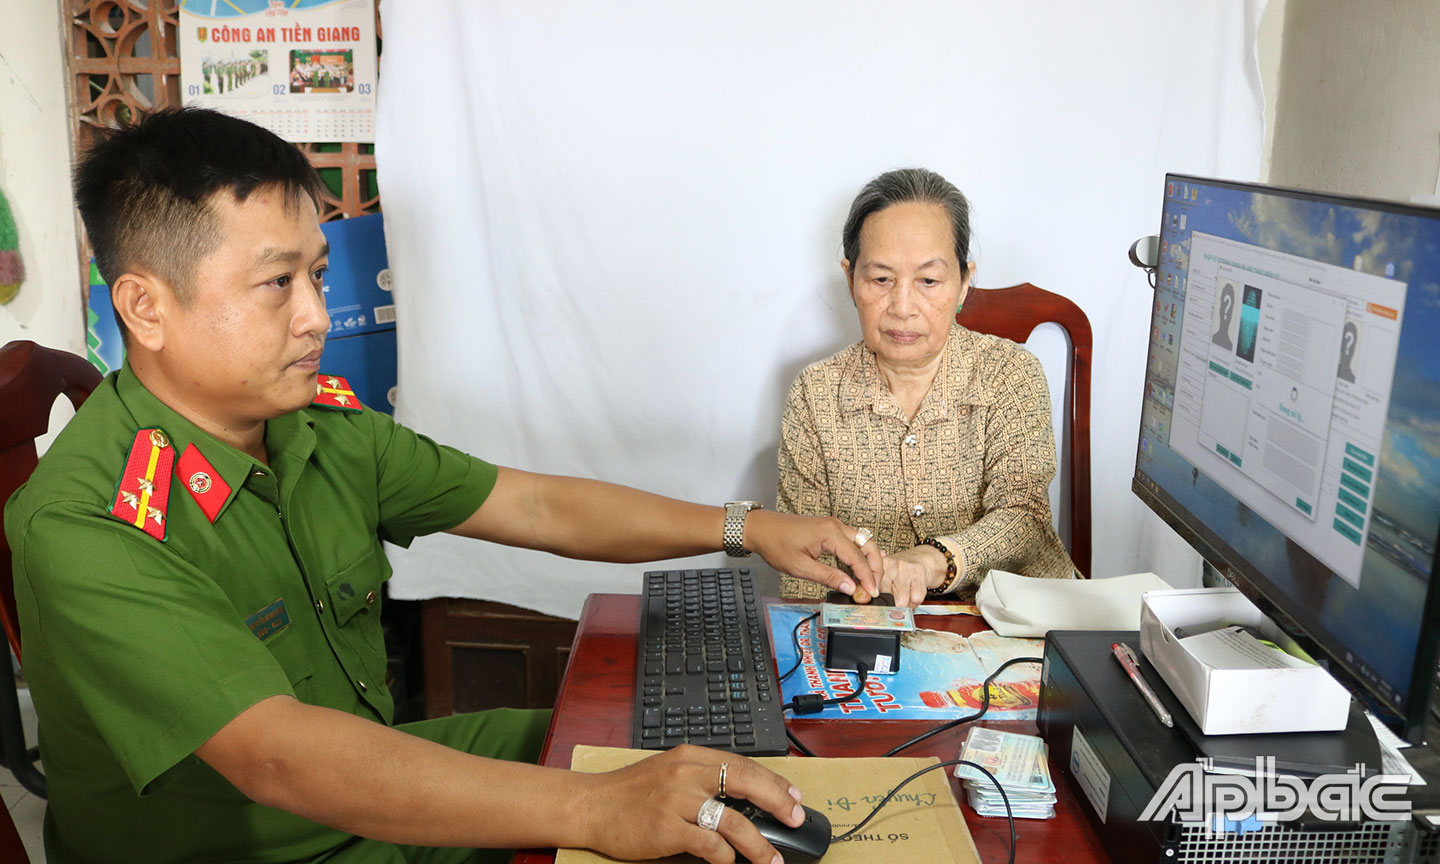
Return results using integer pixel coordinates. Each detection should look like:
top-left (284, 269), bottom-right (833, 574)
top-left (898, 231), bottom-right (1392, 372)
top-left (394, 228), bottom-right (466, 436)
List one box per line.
top-left (954, 727), bottom-right (1057, 819)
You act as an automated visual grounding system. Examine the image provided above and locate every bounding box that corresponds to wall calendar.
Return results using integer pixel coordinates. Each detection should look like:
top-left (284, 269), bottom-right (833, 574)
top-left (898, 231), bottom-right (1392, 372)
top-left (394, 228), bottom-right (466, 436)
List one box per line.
top-left (179, 0), bottom-right (377, 143)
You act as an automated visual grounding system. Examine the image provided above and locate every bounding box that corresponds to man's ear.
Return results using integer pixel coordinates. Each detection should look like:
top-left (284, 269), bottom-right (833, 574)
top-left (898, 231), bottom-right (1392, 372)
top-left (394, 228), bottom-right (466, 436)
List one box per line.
top-left (842, 258), bottom-right (856, 306)
top-left (112, 272), bottom-right (168, 352)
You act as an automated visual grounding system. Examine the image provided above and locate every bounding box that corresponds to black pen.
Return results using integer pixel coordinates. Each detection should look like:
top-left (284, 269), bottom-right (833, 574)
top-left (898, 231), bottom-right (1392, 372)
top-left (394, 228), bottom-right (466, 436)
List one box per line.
top-left (1112, 642), bottom-right (1174, 727)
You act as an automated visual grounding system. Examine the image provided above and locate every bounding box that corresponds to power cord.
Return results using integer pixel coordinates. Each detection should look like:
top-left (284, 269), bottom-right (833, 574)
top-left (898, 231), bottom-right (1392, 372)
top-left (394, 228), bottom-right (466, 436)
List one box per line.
top-left (830, 758), bottom-right (1016, 864)
top-left (784, 662), bottom-right (868, 716)
top-left (779, 611), bottom-right (870, 715)
top-left (880, 656), bottom-right (1044, 757)
top-left (777, 611), bottom-right (818, 685)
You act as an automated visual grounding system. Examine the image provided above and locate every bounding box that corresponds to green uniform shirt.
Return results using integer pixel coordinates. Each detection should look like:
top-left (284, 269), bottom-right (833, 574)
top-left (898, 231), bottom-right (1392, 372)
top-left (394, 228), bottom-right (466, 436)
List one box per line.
top-left (5, 363), bottom-right (498, 864)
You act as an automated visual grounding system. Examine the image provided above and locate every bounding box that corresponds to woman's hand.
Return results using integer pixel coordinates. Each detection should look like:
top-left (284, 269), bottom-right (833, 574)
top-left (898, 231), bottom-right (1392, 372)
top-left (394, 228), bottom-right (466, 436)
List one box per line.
top-left (878, 544), bottom-right (949, 607)
top-left (576, 745), bottom-right (803, 864)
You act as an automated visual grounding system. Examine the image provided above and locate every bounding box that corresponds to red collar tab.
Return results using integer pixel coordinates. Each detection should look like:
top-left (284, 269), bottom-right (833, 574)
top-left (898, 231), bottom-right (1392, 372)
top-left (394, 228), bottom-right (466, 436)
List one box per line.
top-left (107, 428), bottom-right (175, 542)
top-left (313, 374), bottom-right (362, 413)
top-left (175, 443), bottom-right (232, 524)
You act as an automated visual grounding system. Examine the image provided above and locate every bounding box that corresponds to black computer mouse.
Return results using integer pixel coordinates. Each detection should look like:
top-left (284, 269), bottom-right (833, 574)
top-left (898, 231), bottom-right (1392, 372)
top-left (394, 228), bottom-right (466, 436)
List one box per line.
top-left (730, 798), bottom-right (832, 863)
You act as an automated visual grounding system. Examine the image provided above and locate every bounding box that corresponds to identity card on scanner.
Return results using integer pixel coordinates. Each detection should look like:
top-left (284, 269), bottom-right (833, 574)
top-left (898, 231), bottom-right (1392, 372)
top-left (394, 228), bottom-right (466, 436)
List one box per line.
top-left (821, 602), bottom-right (915, 674)
top-left (821, 603), bottom-right (917, 632)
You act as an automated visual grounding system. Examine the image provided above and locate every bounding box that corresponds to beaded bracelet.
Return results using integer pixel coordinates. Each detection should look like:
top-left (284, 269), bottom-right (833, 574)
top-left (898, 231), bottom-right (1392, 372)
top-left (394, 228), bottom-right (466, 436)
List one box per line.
top-left (920, 537), bottom-right (959, 595)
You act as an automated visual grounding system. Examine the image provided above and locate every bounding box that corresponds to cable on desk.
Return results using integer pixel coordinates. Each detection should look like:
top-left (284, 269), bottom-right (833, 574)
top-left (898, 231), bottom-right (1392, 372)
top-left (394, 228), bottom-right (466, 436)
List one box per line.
top-left (780, 611), bottom-right (868, 716)
top-left (784, 664), bottom-right (868, 716)
top-left (777, 612), bottom-right (819, 685)
top-left (879, 655), bottom-right (1044, 757)
top-left (831, 758), bottom-right (1016, 864)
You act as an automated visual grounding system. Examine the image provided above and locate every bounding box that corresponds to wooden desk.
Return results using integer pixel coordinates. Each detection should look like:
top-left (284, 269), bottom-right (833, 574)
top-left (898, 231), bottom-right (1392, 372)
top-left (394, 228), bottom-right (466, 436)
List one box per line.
top-left (515, 594), bottom-right (1112, 864)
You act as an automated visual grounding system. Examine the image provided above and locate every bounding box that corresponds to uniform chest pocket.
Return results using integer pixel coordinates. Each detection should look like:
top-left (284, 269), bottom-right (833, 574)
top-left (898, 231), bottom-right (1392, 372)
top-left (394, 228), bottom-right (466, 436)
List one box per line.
top-left (324, 548), bottom-right (388, 696)
top-left (326, 547), bottom-right (385, 628)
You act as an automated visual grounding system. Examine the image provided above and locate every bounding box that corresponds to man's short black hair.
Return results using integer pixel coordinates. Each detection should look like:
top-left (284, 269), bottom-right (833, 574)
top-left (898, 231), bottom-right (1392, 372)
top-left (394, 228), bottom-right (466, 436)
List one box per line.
top-left (74, 107), bottom-right (325, 341)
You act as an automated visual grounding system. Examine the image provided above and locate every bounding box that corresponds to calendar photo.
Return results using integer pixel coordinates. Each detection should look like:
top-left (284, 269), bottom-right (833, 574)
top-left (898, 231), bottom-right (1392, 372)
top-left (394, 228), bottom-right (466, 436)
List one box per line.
top-left (201, 49), bottom-right (270, 98)
top-left (289, 50), bottom-right (354, 95)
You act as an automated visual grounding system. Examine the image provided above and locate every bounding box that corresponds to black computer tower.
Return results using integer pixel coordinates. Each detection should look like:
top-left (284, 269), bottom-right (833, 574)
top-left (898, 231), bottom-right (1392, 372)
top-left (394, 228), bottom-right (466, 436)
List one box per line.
top-left (1038, 629), bottom-right (1440, 864)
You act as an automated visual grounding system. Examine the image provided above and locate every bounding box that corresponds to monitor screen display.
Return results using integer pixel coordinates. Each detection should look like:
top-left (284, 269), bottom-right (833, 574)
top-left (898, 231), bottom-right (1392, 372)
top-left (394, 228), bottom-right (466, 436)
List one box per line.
top-left (1134, 174), bottom-right (1440, 735)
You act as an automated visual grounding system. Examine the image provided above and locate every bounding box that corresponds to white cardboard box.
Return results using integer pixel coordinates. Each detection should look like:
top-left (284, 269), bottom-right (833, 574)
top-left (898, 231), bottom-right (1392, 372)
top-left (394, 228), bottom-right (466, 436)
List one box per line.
top-left (1139, 587), bottom-right (1350, 735)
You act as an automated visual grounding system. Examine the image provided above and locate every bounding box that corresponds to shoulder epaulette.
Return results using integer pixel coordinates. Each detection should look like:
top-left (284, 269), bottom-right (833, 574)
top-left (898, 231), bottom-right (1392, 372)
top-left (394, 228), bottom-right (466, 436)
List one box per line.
top-left (312, 374), bottom-right (363, 413)
top-left (176, 443), bottom-right (231, 524)
top-left (107, 428), bottom-right (174, 542)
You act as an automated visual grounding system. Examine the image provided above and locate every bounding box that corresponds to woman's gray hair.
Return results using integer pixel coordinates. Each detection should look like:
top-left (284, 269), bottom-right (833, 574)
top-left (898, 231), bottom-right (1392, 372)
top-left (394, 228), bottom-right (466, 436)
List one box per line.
top-left (841, 168), bottom-right (971, 268)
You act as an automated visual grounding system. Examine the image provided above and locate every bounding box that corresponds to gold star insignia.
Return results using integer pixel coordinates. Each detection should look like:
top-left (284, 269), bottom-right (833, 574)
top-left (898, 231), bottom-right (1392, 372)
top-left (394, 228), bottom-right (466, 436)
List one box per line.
top-left (146, 507), bottom-right (164, 526)
top-left (120, 491), bottom-right (139, 511)
top-left (326, 377), bottom-right (341, 388)
top-left (334, 394), bottom-right (351, 406)
top-left (136, 477), bottom-right (155, 495)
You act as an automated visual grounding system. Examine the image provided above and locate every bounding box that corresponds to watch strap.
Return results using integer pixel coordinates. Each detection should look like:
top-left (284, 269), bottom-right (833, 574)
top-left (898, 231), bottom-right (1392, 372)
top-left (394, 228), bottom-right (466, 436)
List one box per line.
top-left (723, 501), bottom-right (762, 557)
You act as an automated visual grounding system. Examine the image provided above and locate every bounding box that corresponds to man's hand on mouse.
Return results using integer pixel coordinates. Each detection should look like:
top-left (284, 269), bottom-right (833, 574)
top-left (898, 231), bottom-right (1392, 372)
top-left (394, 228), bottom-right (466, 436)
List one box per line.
top-left (577, 745), bottom-right (804, 864)
top-left (744, 511), bottom-right (882, 603)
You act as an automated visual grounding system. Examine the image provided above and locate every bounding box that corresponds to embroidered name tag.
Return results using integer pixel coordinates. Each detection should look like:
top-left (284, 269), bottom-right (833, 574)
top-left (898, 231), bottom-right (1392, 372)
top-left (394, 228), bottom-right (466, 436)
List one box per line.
top-left (244, 598), bottom-right (290, 641)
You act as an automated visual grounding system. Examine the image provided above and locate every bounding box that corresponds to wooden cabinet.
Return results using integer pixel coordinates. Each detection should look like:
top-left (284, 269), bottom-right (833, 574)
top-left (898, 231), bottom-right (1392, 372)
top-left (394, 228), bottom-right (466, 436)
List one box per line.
top-left (421, 598), bottom-right (578, 717)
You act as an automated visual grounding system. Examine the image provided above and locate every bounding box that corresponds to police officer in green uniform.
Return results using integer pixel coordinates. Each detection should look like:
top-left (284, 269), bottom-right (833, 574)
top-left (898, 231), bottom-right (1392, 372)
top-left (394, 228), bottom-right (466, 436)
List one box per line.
top-left (4, 108), bottom-right (882, 864)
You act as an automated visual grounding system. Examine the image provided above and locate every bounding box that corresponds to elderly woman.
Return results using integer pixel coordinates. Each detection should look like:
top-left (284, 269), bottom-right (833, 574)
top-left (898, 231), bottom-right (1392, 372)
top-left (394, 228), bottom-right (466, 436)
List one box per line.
top-left (778, 168), bottom-right (1077, 606)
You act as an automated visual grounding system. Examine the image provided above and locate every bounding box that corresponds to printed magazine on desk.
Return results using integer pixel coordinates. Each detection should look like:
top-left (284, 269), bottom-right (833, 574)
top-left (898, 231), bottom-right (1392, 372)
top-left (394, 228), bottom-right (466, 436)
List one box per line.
top-left (770, 604), bottom-right (1043, 720)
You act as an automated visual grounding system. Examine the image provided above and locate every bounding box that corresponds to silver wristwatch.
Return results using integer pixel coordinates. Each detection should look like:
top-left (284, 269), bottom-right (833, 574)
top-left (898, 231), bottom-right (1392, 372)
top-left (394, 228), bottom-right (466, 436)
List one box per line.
top-left (723, 501), bottom-right (764, 557)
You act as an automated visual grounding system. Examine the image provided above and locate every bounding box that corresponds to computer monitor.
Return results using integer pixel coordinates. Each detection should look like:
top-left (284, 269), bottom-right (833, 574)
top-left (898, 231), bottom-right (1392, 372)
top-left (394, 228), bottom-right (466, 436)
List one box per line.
top-left (1134, 174), bottom-right (1440, 742)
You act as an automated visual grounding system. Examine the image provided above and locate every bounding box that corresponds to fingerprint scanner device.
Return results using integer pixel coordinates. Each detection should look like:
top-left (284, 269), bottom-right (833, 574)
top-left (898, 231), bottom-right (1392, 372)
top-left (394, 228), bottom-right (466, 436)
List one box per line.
top-left (820, 591), bottom-right (913, 675)
top-left (1039, 630), bottom-right (1440, 864)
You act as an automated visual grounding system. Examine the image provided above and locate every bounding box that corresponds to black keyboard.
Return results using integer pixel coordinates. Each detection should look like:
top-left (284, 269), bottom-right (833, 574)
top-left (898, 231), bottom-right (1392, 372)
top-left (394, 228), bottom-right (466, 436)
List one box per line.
top-left (632, 567), bottom-right (789, 756)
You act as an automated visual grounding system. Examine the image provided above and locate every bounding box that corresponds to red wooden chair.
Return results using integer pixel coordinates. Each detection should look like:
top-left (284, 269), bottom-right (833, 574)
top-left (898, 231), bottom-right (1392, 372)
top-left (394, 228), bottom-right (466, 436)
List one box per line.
top-left (957, 283), bottom-right (1093, 578)
top-left (0, 340), bottom-right (103, 798)
top-left (1, 802), bottom-right (30, 863)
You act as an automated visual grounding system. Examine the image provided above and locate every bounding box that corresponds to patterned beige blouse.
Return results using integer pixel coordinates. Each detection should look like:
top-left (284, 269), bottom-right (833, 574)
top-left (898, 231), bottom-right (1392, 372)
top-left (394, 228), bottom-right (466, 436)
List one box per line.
top-left (777, 324), bottom-right (1077, 600)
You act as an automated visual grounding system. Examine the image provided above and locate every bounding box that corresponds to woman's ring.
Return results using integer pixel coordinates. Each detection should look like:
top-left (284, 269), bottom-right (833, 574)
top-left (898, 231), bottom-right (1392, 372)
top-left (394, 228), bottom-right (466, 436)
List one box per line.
top-left (718, 762), bottom-right (728, 798)
top-left (854, 527), bottom-right (873, 547)
top-left (697, 797), bottom-right (726, 831)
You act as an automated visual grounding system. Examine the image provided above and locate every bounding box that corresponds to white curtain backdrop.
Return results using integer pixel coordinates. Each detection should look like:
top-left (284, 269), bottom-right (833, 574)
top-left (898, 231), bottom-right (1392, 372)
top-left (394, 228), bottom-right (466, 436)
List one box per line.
top-left (375, 1), bottom-right (1266, 618)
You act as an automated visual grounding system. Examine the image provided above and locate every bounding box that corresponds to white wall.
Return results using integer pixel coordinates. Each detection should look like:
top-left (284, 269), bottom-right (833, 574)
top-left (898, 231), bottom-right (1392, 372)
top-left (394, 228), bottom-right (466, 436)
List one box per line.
top-left (1258, 0), bottom-right (1286, 182)
top-left (1269, 0), bottom-right (1440, 200)
top-left (0, 0), bottom-right (84, 451)
top-left (0, 1), bottom-right (82, 353)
